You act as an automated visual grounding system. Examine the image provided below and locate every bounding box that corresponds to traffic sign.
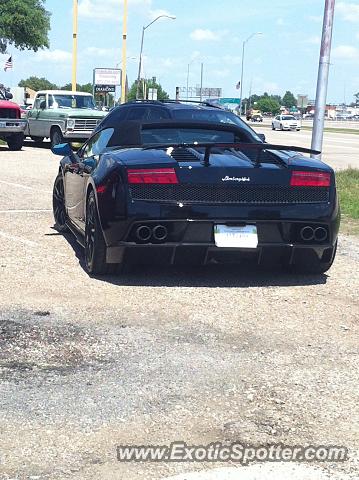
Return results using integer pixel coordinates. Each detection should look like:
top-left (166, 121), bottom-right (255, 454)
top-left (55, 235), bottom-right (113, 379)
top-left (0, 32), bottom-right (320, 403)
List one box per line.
top-left (219, 97), bottom-right (240, 104)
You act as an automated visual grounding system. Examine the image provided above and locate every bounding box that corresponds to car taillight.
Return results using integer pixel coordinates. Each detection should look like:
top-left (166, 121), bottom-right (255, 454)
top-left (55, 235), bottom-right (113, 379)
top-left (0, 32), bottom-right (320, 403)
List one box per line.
top-left (290, 171), bottom-right (331, 187)
top-left (127, 168), bottom-right (179, 184)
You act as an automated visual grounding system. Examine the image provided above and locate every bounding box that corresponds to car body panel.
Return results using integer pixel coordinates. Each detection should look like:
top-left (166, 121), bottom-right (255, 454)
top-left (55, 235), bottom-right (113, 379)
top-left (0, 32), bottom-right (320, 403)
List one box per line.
top-left (0, 98), bottom-right (27, 139)
top-left (54, 116), bottom-right (339, 272)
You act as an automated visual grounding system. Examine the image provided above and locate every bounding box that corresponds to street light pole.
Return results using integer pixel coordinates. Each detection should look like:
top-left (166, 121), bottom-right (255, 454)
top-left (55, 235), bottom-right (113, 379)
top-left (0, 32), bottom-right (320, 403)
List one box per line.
top-left (72, 0), bottom-right (78, 91)
top-left (136, 15), bottom-right (176, 100)
top-left (186, 63), bottom-right (190, 99)
top-left (311, 0), bottom-right (336, 158)
top-left (200, 62), bottom-right (204, 102)
top-left (239, 32), bottom-right (262, 116)
top-left (121, 0), bottom-right (128, 104)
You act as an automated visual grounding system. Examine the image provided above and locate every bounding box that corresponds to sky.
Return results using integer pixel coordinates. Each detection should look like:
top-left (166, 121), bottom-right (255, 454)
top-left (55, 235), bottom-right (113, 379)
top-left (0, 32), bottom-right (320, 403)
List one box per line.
top-left (1, 0), bottom-right (359, 103)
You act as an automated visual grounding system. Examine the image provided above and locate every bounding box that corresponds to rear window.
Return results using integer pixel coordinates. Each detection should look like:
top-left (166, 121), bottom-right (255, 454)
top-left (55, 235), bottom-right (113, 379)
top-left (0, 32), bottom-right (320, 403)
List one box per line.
top-left (282, 115), bottom-right (295, 120)
top-left (141, 128), bottom-right (235, 144)
top-left (172, 109), bottom-right (261, 141)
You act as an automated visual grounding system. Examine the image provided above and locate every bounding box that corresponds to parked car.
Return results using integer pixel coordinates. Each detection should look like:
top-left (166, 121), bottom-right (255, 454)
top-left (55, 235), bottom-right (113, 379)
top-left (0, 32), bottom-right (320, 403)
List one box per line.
top-left (51, 116), bottom-right (339, 276)
top-left (272, 115), bottom-right (301, 131)
top-left (25, 90), bottom-right (106, 147)
top-left (93, 100), bottom-right (265, 143)
top-left (0, 86), bottom-right (27, 150)
top-left (335, 113), bottom-right (353, 120)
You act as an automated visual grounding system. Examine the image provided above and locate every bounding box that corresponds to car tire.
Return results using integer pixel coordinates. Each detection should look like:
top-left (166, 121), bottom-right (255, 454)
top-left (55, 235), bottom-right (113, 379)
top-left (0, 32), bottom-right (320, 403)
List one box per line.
top-left (85, 191), bottom-right (123, 275)
top-left (279, 124), bottom-right (283, 131)
top-left (289, 241), bottom-right (337, 275)
top-left (50, 127), bottom-right (64, 148)
top-left (296, 128), bottom-right (301, 131)
top-left (31, 136), bottom-right (44, 144)
top-left (7, 133), bottom-right (24, 151)
top-left (272, 123), bottom-right (275, 130)
top-left (52, 173), bottom-right (69, 232)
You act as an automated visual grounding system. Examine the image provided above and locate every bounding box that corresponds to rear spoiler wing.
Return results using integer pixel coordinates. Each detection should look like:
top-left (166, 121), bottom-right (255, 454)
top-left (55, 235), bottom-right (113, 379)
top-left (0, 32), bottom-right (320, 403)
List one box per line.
top-left (143, 142), bottom-right (321, 166)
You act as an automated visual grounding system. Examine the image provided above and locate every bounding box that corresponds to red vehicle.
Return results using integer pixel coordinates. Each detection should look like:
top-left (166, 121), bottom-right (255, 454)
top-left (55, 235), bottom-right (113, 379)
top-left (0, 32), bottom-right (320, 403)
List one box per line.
top-left (0, 86), bottom-right (27, 150)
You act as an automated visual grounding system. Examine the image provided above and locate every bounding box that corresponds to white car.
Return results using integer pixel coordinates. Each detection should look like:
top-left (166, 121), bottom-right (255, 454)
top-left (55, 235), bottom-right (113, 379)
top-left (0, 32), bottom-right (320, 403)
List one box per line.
top-left (272, 115), bottom-right (301, 131)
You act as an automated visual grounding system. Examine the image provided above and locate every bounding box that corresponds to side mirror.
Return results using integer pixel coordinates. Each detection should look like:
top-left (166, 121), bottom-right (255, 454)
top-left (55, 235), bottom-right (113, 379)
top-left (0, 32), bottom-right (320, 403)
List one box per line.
top-left (52, 143), bottom-right (73, 156)
top-left (258, 133), bottom-right (266, 143)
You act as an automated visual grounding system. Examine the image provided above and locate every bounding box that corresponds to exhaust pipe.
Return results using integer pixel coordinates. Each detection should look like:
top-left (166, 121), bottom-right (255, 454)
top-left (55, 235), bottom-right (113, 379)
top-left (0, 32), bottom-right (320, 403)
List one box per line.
top-left (314, 227), bottom-right (328, 242)
top-left (152, 225), bottom-right (168, 242)
top-left (136, 225), bottom-right (152, 242)
top-left (300, 226), bottom-right (314, 242)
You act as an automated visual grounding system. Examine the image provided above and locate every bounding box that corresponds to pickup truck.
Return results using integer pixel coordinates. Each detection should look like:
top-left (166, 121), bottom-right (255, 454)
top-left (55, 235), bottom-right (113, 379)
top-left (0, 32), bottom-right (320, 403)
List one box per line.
top-left (0, 87), bottom-right (27, 150)
top-left (25, 90), bottom-right (106, 147)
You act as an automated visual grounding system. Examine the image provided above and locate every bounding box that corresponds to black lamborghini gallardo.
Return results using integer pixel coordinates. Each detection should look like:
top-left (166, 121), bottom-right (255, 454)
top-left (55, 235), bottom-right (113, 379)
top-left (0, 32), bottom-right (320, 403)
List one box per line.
top-left (52, 119), bottom-right (340, 275)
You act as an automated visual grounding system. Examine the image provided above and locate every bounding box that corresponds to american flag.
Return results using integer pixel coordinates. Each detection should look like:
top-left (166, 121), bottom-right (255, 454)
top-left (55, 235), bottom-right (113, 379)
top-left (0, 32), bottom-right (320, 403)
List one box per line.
top-left (4, 56), bottom-right (13, 71)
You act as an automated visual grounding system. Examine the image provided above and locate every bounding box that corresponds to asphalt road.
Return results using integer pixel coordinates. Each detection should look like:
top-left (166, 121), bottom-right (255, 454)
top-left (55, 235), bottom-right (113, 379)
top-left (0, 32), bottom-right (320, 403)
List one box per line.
top-left (0, 141), bottom-right (358, 480)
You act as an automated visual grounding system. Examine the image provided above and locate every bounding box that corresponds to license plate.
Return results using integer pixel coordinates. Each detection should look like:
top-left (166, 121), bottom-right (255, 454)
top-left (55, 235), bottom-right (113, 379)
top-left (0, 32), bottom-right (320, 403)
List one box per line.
top-left (0, 122), bottom-right (6, 128)
top-left (214, 224), bottom-right (258, 249)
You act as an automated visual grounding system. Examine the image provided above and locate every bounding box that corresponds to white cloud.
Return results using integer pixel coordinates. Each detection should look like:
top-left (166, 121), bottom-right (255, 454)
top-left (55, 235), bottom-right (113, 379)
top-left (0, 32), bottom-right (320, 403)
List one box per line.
top-left (211, 68), bottom-right (230, 79)
top-left (337, 2), bottom-right (359, 22)
top-left (308, 15), bottom-right (322, 23)
top-left (254, 78), bottom-right (280, 94)
top-left (84, 47), bottom-right (117, 57)
top-left (35, 49), bottom-right (71, 63)
top-left (306, 36), bottom-right (321, 45)
top-left (332, 44), bottom-right (359, 59)
top-left (276, 17), bottom-right (285, 26)
top-left (190, 29), bottom-right (224, 41)
top-left (149, 9), bottom-right (175, 21)
top-left (79, 0), bottom-right (151, 21)
top-left (222, 54), bottom-right (242, 65)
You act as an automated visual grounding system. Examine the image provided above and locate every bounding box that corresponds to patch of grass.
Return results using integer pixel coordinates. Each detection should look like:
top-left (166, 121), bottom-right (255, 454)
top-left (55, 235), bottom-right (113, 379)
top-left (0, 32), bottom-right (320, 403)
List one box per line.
top-left (336, 169), bottom-right (359, 219)
top-left (336, 169), bottom-right (359, 235)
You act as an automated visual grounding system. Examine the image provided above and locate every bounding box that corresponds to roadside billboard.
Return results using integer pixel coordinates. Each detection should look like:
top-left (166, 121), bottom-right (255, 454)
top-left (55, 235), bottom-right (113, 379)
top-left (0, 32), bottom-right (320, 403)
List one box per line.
top-left (94, 68), bottom-right (121, 86)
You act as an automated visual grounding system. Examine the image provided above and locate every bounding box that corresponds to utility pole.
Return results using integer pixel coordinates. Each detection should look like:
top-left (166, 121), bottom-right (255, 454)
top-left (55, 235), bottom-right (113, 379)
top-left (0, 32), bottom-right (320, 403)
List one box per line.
top-left (239, 32), bottom-right (262, 116)
top-left (186, 63), bottom-right (190, 100)
top-left (72, 0), bottom-right (78, 91)
top-left (200, 62), bottom-right (204, 102)
top-left (239, 41), bottom-right (245, 116)
top-left (311, 0), bottom-right (336, 158)
top-left (136, 15), bottom-right (176, 100)
top-left (121, 0), bottom-right (128, 104)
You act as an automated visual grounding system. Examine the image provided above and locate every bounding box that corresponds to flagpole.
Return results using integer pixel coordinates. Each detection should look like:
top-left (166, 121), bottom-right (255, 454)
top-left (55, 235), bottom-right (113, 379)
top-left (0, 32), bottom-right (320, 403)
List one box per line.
top-left (121, 0), bottom-right (128, 104)
top-left (72, 0), bottom-right (78, 91)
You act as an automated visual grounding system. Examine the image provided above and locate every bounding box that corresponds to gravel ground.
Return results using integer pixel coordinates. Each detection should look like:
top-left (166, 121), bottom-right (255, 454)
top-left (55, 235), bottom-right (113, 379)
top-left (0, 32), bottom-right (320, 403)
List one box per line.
top-left (0, 143), bottom-right (358, 479)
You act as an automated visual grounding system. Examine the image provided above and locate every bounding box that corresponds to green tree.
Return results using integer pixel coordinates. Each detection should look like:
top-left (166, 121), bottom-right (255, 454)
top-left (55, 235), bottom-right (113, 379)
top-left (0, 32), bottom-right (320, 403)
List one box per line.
top-left (282, 90), bottom-right (297, 109)
top-left (354, 92), bottom-right (359, 105)
top-left (0, 0), bottom-right (50, 54)
top-left (127, 79), bottom-right (169, 101)
top-left (18, 76), bottom-right (57, 91)
top-left (256, 97), bottom-right (281, 115)
top-left (60, 83), bottom-right (93, 94)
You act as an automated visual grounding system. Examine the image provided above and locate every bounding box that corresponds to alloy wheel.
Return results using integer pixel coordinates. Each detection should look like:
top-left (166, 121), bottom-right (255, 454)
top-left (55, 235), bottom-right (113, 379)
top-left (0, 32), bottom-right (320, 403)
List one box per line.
top-left (53, 177), bottom-right (67, 229)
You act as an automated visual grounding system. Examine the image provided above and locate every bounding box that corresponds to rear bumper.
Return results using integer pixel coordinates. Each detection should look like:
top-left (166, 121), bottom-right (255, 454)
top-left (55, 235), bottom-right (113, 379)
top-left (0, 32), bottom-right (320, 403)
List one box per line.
top-left (106, 242), bottom-right (336, 267)
top-left (0, 119), bottom-right (27, 136)
top-left (105, 217), bottom-right (339, 265)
